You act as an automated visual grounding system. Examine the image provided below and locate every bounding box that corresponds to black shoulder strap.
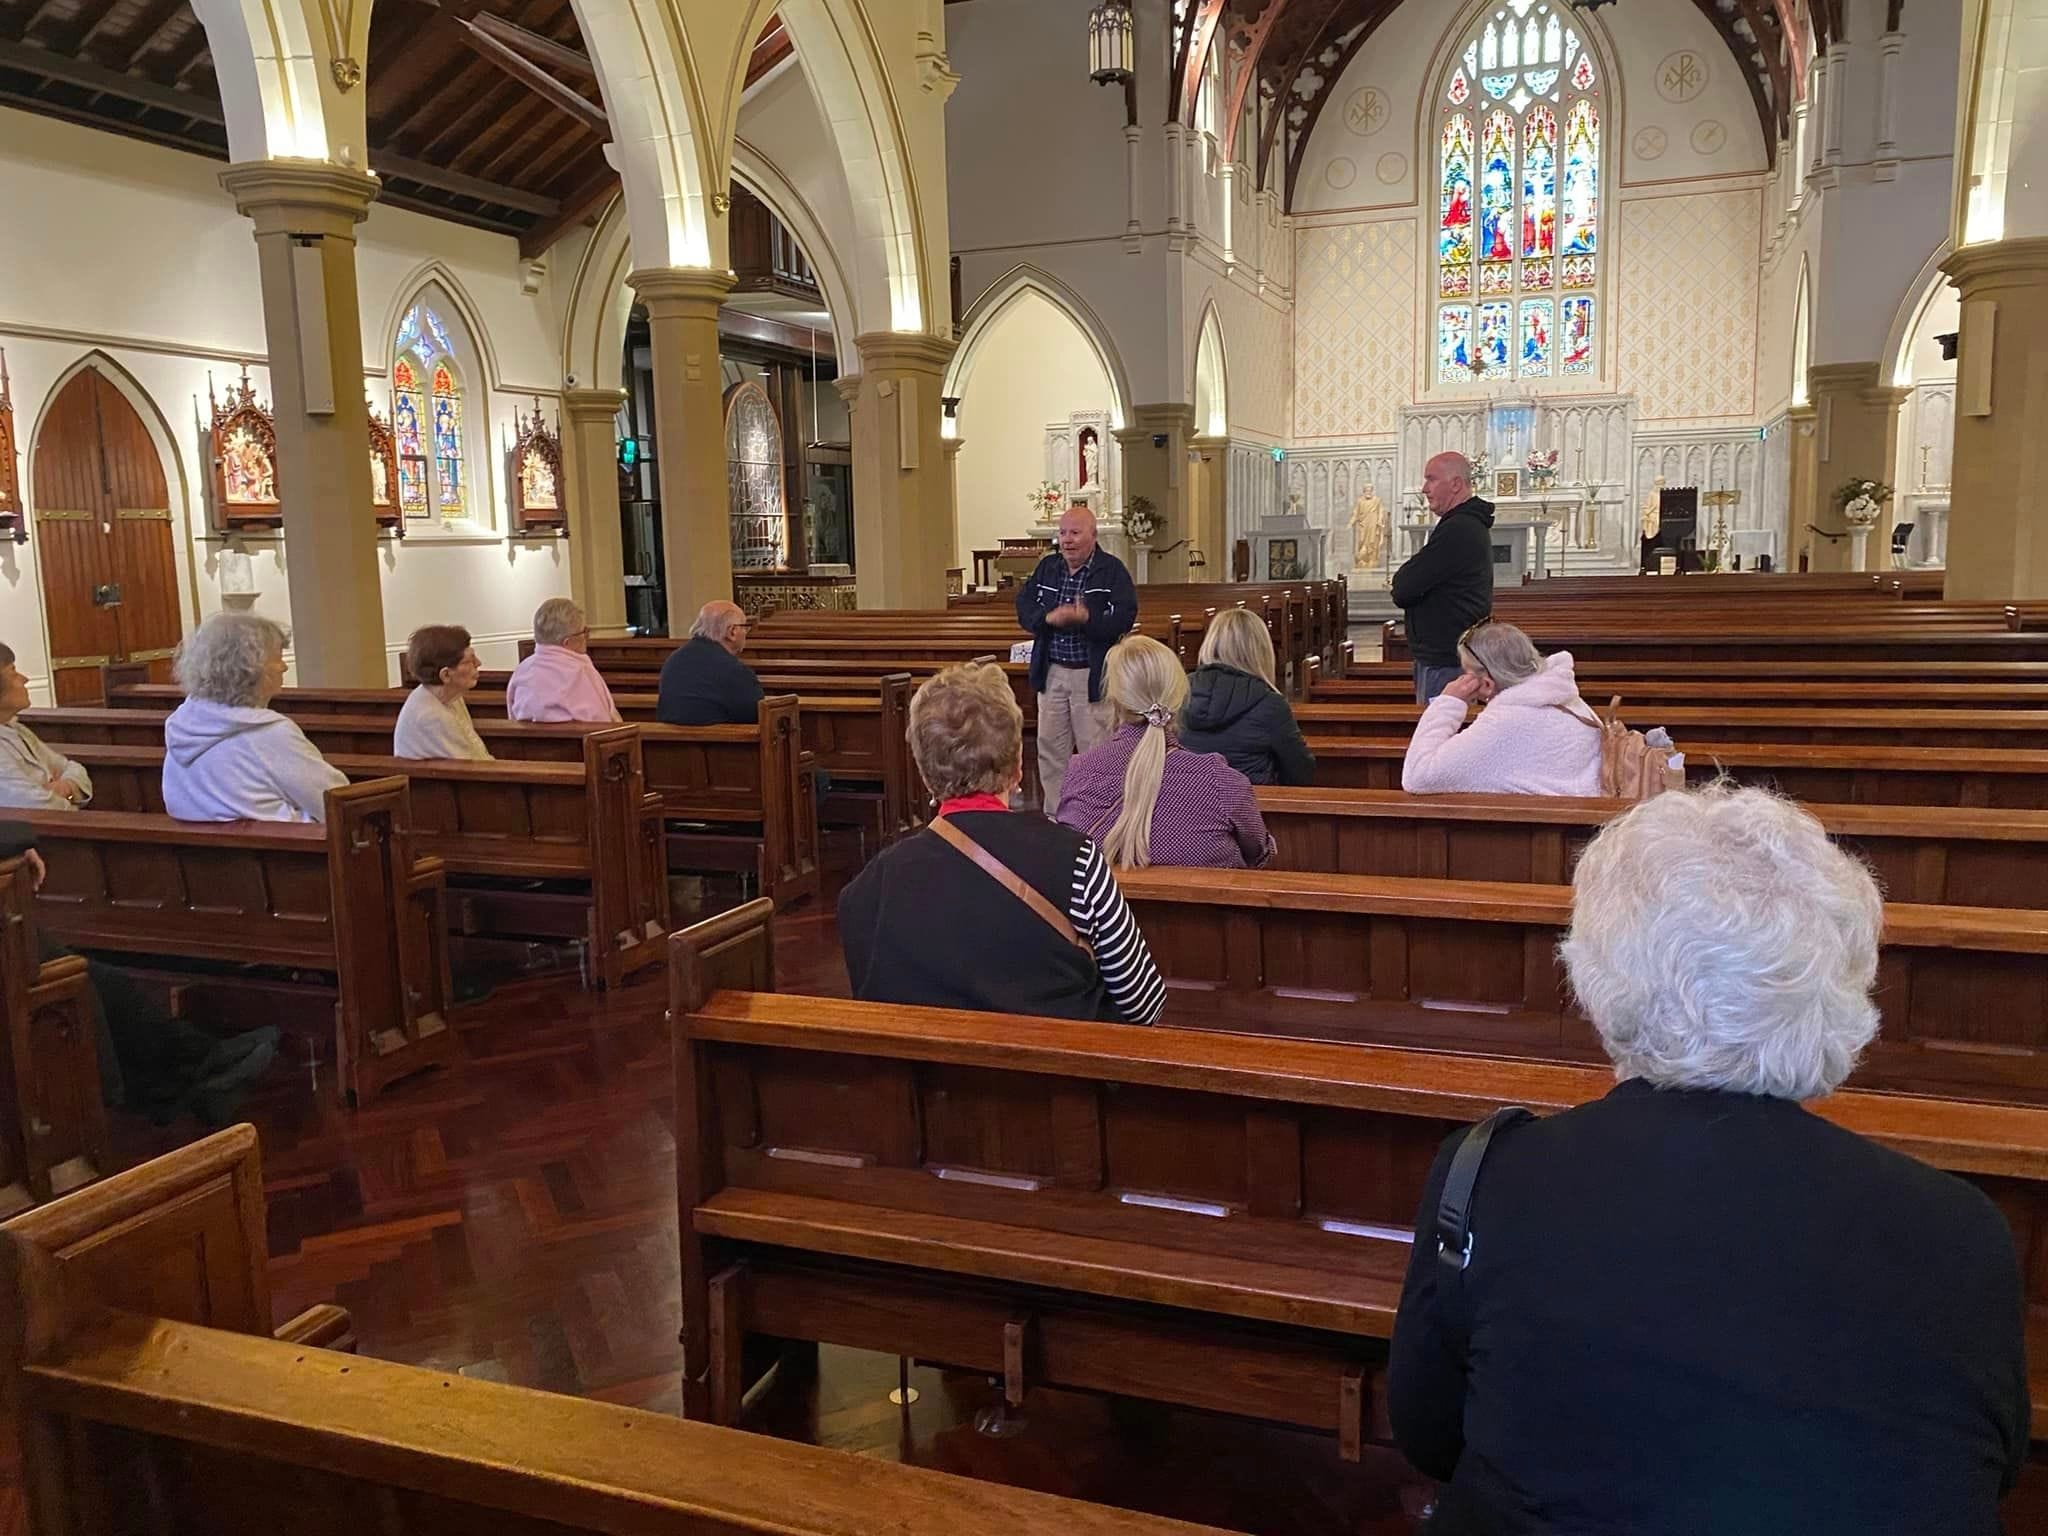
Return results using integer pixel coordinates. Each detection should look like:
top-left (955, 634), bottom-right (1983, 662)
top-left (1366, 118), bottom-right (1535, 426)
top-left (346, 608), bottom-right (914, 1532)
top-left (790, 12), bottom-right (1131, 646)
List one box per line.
top-left (1435, 1106), bottom-right (1534, 1279)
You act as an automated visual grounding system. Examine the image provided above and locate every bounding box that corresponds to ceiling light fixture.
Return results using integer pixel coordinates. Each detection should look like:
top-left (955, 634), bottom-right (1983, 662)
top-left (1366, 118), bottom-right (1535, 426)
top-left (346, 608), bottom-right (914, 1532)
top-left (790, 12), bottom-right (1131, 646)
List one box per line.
top-left (1089, 3), bottom-right (1135, 85)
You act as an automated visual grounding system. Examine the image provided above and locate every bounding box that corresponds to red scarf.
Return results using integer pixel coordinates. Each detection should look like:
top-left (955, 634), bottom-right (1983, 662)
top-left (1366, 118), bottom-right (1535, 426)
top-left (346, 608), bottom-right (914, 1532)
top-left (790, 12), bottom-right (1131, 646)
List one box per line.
top-left (936, 793), bottom-right (1012, 817)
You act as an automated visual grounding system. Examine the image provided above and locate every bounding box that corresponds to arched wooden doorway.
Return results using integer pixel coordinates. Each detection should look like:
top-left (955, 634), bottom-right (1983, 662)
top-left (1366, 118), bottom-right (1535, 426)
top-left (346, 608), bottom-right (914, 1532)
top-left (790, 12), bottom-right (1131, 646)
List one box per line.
top-left (32, 367), bottom-right (182, 704)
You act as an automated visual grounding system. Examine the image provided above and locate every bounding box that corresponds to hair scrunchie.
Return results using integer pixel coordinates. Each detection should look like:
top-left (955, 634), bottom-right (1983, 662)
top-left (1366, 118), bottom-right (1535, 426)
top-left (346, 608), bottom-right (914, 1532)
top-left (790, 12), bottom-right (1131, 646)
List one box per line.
top-left (1143, 705), bottom-right (1174, 730)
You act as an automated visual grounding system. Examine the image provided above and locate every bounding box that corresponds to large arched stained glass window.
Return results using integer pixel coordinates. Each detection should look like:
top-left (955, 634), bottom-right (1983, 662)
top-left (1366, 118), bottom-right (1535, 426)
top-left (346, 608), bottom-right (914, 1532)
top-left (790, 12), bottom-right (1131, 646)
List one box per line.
top-left (394, 303), bottom-right (467, 522)
top-left (1438, 0), bottom-right (1600, 383)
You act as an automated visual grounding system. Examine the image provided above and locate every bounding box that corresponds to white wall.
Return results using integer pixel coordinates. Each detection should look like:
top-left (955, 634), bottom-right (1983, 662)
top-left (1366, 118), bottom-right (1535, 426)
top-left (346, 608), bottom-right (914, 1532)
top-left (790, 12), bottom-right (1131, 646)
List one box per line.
top-left (952, 289), bottom-right (1112, 565)
top-left (0, 108), bottom-right (570, 700)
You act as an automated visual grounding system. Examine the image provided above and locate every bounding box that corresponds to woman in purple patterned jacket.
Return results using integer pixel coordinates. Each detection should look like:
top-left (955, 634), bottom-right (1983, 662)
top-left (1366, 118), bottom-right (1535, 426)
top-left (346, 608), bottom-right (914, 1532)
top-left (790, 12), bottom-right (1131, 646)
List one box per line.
top-left (1056, 635), bottom-right (1274, 870)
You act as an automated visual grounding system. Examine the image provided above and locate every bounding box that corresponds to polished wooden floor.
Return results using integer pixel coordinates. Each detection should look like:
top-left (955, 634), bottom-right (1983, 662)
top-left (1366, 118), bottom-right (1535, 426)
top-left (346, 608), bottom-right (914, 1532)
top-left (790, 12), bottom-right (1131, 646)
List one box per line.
top-left (101, 883), bottom-right (2048, 1534)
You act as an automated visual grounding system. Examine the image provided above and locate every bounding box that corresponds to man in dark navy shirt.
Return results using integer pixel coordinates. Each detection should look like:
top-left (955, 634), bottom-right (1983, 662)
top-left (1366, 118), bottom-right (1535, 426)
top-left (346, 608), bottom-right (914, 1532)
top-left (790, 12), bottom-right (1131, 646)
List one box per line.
top-left (657, 601), bottom-right (765, 726)
top-left (1014, 506), bottom-right (1137, 816)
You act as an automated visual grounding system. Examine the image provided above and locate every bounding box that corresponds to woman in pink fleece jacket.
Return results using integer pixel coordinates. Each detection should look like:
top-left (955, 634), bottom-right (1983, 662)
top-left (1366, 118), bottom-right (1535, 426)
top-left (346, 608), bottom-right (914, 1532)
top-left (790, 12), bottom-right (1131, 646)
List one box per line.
top-left (1401, 620), bottom-right (1604, 796)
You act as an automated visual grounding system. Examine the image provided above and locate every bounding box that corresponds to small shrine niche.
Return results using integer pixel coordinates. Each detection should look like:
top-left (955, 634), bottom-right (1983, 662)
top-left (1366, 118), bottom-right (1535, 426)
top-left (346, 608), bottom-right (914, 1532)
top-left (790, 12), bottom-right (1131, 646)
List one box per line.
top-left (0, 349), bottom-right (20, 544)
top-left (367, 403), bottom-right (402, 533)
top-left (207, 367), bottom-right (281, 532)
top-left (508, 399), bottom-right (565, 534)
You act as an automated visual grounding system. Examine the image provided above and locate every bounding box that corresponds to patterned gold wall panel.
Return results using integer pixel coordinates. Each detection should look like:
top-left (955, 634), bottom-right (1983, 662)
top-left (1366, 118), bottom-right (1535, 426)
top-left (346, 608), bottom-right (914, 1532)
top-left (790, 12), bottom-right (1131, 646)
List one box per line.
top-left (1293, 220), bottom-right (1417, 442)
top-left (1615, 191), bottom-right (1764, 422)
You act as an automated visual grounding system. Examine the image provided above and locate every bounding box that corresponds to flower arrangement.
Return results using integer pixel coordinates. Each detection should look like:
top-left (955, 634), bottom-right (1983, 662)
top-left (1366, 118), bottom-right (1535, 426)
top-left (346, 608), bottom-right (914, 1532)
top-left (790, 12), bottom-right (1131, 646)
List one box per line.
top-left (1832, 478), bottom-right (1893, 528)
top-left (1467, 453), bottom-right (1491, 488)
top-left (1525, 447), bottom-right (1561, 489)
top-left (1027, 480), bottom-right (1065, 518)
top-left (1124, 494), bottom-right (1161, 544)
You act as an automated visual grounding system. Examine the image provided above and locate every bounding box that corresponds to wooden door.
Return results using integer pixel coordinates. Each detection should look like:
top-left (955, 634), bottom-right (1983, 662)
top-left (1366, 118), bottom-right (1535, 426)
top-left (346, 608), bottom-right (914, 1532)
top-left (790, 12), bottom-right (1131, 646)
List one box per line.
top-left (32, 369), bottom-right (182, 704)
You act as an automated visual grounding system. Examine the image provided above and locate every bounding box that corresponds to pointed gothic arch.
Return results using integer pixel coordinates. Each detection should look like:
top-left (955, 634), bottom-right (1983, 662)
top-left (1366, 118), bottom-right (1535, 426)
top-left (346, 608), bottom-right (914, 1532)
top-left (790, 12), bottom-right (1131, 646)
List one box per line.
top-left (1884, 241), bottom-right (1958, 388)
top-left (1194, 303), bottom-right (1230, 438)
top-left (947, 266), bottom-right (1134, 431)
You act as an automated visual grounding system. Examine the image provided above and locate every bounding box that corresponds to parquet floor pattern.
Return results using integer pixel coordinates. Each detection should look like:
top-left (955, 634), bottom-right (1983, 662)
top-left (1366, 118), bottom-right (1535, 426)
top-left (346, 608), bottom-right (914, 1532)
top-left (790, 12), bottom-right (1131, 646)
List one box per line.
top-left (97, 892), bottom-right (2048, 1534)
top-left (100, 897), bottom-right (1430, 1535)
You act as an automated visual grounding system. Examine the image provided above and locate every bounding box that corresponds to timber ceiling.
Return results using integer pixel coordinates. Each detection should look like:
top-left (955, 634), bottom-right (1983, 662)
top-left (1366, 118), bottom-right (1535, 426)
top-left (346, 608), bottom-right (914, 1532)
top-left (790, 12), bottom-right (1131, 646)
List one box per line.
top-left (0, 0), bottom-right (1830, 256)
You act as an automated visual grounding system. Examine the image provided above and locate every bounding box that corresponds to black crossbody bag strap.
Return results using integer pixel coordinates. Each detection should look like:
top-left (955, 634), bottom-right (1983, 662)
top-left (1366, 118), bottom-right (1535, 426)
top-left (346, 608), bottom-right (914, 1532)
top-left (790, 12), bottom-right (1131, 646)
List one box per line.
top-left (1434, 1106), bottom-right (1534, 1282)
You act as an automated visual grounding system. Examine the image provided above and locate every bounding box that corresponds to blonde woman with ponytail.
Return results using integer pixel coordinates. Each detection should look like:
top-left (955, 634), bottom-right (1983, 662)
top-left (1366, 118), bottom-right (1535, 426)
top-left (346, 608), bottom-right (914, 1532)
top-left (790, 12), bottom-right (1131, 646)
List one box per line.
top-left (1056, 635), bottom-right (1274, 870)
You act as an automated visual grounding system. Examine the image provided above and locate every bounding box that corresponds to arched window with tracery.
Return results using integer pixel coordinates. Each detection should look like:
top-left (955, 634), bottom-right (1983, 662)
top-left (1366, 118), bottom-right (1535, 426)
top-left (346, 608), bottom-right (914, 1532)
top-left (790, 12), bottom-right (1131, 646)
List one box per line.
top-left (1437, 0), bottom-right (1601, 384)
top-left (393, 303), bottom-right (467, 522)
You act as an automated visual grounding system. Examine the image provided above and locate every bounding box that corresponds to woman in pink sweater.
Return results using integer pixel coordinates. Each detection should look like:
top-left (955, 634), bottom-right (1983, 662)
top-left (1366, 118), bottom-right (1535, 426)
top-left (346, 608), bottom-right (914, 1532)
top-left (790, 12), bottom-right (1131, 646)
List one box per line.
top-left (1401, 620), bottom-right (1604, 796)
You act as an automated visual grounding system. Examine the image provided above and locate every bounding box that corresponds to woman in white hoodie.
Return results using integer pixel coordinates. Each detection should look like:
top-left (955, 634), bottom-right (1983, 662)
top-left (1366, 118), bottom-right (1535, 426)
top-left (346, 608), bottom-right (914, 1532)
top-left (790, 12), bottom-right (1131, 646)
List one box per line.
top-left (1401, 619), bottom-right (1604, 796)
top-left (162, 613), bottom-right (347, 823)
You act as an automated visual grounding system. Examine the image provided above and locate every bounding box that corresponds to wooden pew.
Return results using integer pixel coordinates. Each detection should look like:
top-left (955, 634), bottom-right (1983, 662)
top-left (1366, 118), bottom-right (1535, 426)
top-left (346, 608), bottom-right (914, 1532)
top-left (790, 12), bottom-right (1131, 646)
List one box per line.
top-left (672, 986), bottom-right (2048, 1452)
top-left (29, 703), bottom-right (821, 910)
top-left (0, 1233), bottom-right (1227, 1536)
top-left (0, 855), bottom-right (106, 1218)
top-left (39, 739), bottom-right (669, 991)
top-left (1256, 787), bottom-right (2048, 908)
top-left (1292, 700), bottom-right (2048, 750)
top-left (1116, 866), bottom-right (2048, 1104)
top-left (1306, 667), bottom-right (2048, 710)
top-left (1383, 626), bottom-right (2048, 664)
top-left (22, 780), bottom-right (455, 1106)
top-left (1, 1123), bottom-right (351, 1352)
top-left (1297, 735), bottom-right (2048, 806)
top-left (109, 676), bottom-right (921, 851)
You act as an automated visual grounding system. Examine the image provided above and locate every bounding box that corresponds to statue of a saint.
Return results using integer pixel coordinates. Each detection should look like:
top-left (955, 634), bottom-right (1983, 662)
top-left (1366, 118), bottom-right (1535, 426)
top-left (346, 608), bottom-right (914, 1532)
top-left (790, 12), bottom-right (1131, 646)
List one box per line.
top-left (1349, 488), bottom-right (1387, 572)
top-left (1080, 435), bottom-right (1100, 489)
top-left (1639, 476), bottom-right (1664, 540)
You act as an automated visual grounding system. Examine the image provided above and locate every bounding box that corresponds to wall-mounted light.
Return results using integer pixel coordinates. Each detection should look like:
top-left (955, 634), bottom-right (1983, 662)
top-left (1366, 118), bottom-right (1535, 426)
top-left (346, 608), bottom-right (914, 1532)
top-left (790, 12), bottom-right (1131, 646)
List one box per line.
top-left (1089, 2), bottom-right (1134, 85)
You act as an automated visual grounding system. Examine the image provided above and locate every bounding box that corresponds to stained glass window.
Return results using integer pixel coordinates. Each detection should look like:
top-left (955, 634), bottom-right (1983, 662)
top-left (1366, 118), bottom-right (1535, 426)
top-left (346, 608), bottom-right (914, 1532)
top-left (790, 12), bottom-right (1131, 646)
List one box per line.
top-left (392, 303), bottom-right (469, 523)
top-left (1436, 2), bottom-right (1601, 382)
top-left (393, 357), bottom-right (428, 519)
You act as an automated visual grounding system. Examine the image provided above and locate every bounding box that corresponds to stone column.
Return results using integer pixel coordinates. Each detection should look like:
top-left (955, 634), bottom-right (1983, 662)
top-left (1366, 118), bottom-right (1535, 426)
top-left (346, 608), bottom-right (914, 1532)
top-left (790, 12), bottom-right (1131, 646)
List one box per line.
top-left (848, 333), bottom-right (956, 609)
top-left (1804, 363), bottom-right (1906, 572)
top-left (1786, 404), bottom-right (1819, 571)
top-left (1942, 239), bottom-right (2048, 599)
top-left (1116, 404), bottom-right (1196, 581)
top-left (561, 386), bottom-right (628, 635)
top-left (627, 267), bottom-right (736, 628)
top-left (1189, 432), bottom-right (1230, 580)
top-left (942, 434), bottom-right (968, 572)
top-left (219, 163), bottom-right (386, 686)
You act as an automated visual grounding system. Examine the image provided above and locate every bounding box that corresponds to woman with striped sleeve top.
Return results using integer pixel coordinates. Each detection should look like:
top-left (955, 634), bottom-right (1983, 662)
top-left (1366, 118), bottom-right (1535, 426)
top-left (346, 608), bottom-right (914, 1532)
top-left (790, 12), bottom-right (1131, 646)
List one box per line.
top-left (837, 662), bottom-right (1166, 1026)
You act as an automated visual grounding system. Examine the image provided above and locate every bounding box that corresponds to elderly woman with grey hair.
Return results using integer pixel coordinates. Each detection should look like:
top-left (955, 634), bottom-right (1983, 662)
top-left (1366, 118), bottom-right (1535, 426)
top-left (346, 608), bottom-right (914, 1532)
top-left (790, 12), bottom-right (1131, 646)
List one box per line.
top-left (505, 597), bottom-right (620, 723)
top-left (162, 613), bottom-right (346, 823)
top-left (1388, 785), bottom-right (2028, 1533)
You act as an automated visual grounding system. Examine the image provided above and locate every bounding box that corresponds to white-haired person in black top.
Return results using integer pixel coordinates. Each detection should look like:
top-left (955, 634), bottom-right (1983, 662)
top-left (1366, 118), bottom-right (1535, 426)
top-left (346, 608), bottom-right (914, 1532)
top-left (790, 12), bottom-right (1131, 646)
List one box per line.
top-left (837, 662), bottom-right (1165, 1025)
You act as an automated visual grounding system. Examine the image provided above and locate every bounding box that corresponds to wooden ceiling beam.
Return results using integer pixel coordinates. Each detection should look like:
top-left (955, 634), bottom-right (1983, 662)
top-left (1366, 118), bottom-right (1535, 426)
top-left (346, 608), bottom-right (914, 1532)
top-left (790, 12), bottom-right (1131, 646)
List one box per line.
top-left (1253, 0), bottom-right (1354, 190)
top-left (0, 36), bottom-right (222, 123)
top-left (1220, 0), bottom-right (1286, 166)
top-left (465, 90), bottom-right (573, 185)
top-left (453, 15), bottom-right (607, 135)
top-left (115, 0), bottom-right (200, 75)
top-left (370, 148), bottom-right (561, 216)
top-left (466, 11), bottom-right (596, 81)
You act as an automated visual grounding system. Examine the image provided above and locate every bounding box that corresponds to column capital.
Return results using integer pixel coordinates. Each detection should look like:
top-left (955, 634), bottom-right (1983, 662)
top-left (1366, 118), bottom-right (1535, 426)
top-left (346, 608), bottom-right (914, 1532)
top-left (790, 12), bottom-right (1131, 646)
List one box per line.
top-left (1943, 237), bottom-right (2048, 297)
top-left (562, 385), bottom-right (628, 423)
top-left (833, 374), bottom-right (864, 407)
top-left (628, 267), bottom-right (737, 315)
top-left (1190, 432), bottom-right (1230, 449)
top-left (219, 161), bottom-right (378, 237)
top-left (941, 436), bottom-right (967, 459)
top-left (854, 331), bottom-right (957, 377)
top-left (1805, 360), bottom-right (1882, 395)
top-left (1129, 402), bottom-right (1198, 434)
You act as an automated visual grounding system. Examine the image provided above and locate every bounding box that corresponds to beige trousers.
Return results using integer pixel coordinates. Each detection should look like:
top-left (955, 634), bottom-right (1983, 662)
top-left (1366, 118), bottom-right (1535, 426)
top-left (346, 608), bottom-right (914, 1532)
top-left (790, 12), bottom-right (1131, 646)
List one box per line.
top-left (1037, 664), bottom-right (1113, 817)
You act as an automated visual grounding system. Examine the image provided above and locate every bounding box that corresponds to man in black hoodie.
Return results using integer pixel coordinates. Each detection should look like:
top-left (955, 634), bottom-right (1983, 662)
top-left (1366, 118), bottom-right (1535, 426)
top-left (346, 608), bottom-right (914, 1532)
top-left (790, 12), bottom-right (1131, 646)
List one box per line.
top-left (1390, 452), bottom-right (1496, 702)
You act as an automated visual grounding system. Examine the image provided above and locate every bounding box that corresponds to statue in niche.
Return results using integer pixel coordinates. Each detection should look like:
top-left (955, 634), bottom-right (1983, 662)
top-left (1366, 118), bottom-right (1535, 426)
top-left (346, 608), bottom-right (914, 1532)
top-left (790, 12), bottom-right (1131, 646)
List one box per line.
top-left (1349, 487), bottom-right (1387, 572)
top-left (1639, 475), bottom-right (1665, 539)
top-left (520, 447), bottom-right (559, 512)
top-left (1078, 428), bottom-right (1100, 489)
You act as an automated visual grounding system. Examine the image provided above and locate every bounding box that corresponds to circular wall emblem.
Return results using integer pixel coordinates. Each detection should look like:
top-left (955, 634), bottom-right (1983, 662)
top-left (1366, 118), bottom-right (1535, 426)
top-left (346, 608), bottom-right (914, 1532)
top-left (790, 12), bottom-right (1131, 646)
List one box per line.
top-left (1633, 126), bottom-right (1668, 161)
top-left (1325, 156), bottom-right (1358, 191)
top-left (1376, 152), bottom-right (1407, 185)
top-left (1344, 87), bottom-right (1389, 137)
top-left (1690, 119), bottom-right (1727, 156)
top-left (1657, 49), bottom-right (1707, 103)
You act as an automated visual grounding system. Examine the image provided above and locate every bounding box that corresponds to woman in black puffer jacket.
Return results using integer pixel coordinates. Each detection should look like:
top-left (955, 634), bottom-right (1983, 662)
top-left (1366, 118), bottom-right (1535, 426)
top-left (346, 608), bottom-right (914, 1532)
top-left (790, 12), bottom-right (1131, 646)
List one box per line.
top-left (1178, 608), bottom-right (1316, 786)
